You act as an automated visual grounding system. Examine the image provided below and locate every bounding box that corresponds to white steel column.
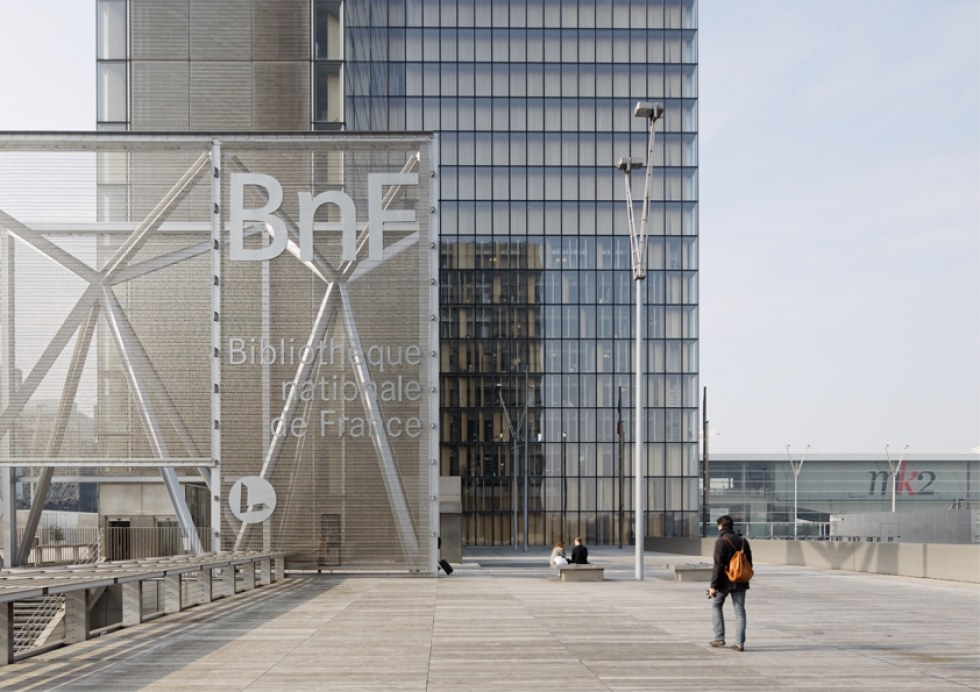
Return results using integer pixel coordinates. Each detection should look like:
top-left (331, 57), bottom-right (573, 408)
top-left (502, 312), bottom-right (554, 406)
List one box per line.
top-left (428, 142), bottom-right (441, 575)
top-left (211, 139), bottom-right (223, 554)
top-left (0, 229), bottom-right (15, 568)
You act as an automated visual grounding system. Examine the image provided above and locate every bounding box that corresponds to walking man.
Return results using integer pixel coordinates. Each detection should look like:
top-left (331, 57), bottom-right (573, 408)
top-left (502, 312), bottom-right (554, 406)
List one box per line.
top-left (708, 515), bottom-right (753, 652)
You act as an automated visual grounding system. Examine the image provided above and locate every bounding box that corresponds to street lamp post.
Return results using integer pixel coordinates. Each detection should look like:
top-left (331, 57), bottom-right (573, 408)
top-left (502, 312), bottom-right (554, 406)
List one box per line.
top-left (561, 431), bottom-right (567, 538)
top-left (617, 386), bottom-right (625, 549)
top-left (498, 377), bottom-right (529, 552)
top-left (786, 444), bottom-right (810, 539)
top-left (702, 387), bottom-right (709, 538)
top-left (885, 444), bottom-right (909, 513)
top-left (617, 101), bottom-right (664, 581)
top-left (522, 369), bottom-right (529, 551)
top-left (699, 417), bottom-right (719, 538)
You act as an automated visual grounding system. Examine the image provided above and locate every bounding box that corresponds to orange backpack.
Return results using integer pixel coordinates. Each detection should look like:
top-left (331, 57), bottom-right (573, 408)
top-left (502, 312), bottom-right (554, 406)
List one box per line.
top-left (723, 535), bottom-right (754, 583)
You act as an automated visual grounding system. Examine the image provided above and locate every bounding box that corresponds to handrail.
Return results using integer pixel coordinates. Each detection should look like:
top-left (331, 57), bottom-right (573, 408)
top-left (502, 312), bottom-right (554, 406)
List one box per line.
top-left (11, 529), bottom-right (104, 653)
top-left (0, 552), bottom-right (291, 602)
top-left (1, 551), bottom-right (292, 666)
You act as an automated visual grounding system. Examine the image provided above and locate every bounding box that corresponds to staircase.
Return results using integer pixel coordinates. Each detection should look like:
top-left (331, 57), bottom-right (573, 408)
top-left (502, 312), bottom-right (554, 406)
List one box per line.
top-left (11, 529), bottom-right (103, 654)
top-left (12, 596), bottom-right (66, 653)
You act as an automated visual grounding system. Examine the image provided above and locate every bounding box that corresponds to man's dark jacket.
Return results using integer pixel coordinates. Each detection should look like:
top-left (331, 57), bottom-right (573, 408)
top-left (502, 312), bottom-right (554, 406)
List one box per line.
top-left (710, 529), bottom-right (753, 592)
top-left (570, 544), bottom-right (589, 564)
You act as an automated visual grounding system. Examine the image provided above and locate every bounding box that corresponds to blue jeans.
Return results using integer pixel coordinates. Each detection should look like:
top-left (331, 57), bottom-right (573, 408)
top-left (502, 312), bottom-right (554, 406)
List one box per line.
top-left (712, 589), bottom-right (746, 646)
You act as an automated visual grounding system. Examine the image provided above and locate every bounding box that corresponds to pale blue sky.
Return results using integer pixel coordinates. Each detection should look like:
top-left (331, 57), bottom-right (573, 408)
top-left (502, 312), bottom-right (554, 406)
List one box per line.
top-left (0, 1), bottom-right (977, 454)
top-left (699, 1), bottom-right (979, 453)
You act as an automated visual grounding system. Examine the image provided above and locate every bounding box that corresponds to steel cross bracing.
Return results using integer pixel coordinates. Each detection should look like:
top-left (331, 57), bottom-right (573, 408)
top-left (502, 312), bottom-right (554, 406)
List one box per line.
top-left (0, 151), bottom-right (214, 564)
top-left (231, 152), bottom-right (424, 560)
top-left (0, 139), bottom-right (429, 567)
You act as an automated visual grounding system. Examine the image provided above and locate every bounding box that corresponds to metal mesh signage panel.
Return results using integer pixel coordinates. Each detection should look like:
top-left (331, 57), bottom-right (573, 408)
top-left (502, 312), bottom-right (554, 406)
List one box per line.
top-left (0, 134), bottom-right (437, 572)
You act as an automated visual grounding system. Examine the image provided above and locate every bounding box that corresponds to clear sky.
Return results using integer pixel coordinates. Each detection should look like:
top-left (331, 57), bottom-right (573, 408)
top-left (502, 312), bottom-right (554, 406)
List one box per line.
top-left (1, 1), bottom-right (978, 454)
top-left (698, 1), bottom-right (979, 454)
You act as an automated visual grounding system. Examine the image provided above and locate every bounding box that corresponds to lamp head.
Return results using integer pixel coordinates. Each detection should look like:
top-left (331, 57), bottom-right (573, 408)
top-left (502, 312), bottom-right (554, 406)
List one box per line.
top-left (634, 101), bottom-right (665, 121)
top-left (616, 157), bottom-right (643, 171)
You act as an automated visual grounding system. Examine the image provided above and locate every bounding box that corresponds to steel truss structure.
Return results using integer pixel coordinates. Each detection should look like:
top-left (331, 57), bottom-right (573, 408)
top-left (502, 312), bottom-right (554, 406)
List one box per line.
top-left (0, 134), bottom-right (438, 573)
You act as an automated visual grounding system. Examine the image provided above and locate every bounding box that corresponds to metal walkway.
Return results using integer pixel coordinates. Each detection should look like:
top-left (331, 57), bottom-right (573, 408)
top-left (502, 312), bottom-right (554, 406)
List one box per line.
top-left (0, 548), bottom-right (977, 690)
top-left (0, 552), bottom-right (288, 665)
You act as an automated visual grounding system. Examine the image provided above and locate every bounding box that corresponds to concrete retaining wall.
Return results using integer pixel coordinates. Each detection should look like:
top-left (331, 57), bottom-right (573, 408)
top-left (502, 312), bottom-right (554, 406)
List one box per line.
top-left (645, 537), bottom-right (980, 584)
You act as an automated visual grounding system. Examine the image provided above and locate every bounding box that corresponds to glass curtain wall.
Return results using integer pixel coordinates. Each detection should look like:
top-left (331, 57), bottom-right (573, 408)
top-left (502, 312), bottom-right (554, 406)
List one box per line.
top-left (339, 0), bottom-right (699, 544)
top-left (97, 0), bottom-right (128, 130)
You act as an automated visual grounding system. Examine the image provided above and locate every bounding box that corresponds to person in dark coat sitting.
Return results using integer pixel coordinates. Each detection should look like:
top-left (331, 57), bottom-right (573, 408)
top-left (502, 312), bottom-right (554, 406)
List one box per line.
top-left (569, 536), bottom-right (589, 564)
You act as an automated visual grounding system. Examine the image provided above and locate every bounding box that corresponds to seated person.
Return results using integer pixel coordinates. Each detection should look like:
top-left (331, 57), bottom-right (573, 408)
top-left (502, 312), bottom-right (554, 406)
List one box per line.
top-left (569, 537), bottom-right (589, 564)
top-left (550, 540), bottom-right (568, 566)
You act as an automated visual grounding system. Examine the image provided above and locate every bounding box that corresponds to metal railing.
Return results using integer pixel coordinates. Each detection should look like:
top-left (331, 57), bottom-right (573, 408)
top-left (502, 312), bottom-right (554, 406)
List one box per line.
top-left (13, 529), bottom-right (104, 653)
top-left (12, 526), bottom-right (212, 567)
top-left (104, 527), bottom-right (212, 561)
top-left (701, 521), bottom-right (831, 540)
top-left (1, 552), bottom-right (289, 666)
top-left (15, 528), bottom-right (104, 567)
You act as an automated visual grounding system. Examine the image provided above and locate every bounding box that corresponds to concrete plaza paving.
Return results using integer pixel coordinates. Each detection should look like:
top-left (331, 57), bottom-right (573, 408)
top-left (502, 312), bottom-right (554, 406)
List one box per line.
top-left (1, 546), bottom-right (977, 691)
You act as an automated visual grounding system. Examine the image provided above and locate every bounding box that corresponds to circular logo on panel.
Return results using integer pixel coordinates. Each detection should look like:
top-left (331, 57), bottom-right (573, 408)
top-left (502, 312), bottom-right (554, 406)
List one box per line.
top-left (229, 476), bottom-right (277, 523)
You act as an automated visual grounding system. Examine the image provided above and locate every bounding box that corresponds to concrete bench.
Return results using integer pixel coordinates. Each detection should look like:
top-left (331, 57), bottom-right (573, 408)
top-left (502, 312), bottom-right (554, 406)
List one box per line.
top-left (556, 564), bottom-right (604, 582)
top-left (671, 564), bottom-right (712, 582)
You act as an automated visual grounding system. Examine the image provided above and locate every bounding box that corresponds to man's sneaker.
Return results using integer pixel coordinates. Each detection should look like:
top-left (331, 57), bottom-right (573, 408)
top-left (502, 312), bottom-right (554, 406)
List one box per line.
top-left (708, 640), bottom-right (725, 648)
top-left (730, 644), bottom-right (744, 652)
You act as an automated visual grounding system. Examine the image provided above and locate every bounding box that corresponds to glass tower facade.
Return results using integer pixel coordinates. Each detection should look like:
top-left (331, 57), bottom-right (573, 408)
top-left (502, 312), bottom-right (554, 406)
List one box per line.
top-left (102, 0), bottom-right (700, 546)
